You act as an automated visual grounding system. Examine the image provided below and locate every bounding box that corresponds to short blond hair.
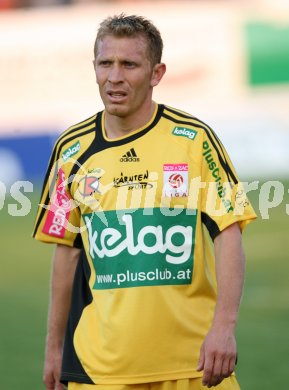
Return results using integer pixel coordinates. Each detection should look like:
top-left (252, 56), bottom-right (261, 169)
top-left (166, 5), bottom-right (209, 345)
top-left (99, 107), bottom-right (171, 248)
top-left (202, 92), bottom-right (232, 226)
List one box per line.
top-left (94, 14), bottom-right (163, 66)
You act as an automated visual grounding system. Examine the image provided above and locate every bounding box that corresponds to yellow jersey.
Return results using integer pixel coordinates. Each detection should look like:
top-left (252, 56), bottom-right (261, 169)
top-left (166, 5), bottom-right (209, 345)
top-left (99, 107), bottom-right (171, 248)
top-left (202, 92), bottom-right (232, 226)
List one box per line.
top-left (33, 103), bottom-right (256, 385)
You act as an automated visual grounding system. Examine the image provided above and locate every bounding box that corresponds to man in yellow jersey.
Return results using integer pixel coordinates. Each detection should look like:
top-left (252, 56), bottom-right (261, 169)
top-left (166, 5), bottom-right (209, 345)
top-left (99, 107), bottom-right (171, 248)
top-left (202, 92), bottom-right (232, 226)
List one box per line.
top-left (33, 14), bottom-right (256, 390)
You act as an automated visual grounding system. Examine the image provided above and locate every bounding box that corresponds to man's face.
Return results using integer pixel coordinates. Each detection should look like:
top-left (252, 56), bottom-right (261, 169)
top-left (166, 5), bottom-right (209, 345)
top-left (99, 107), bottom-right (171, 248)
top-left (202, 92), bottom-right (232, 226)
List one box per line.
top-left (94, 35), bottom-right (159, 120)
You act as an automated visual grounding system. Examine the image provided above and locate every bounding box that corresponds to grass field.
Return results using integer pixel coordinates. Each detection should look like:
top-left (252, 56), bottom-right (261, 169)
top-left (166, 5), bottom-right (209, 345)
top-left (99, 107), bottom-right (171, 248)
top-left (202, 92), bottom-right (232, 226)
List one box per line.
top-left (0, 181), bottom-right (288, 389)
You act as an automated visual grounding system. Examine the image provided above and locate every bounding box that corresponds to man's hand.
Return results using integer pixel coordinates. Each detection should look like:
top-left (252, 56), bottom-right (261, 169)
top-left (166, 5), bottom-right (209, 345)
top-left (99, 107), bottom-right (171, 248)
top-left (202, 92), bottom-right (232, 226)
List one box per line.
top-left (197, 324), bottom-right (237, 387)
top-left (43, 347), bottom-right (65, 390)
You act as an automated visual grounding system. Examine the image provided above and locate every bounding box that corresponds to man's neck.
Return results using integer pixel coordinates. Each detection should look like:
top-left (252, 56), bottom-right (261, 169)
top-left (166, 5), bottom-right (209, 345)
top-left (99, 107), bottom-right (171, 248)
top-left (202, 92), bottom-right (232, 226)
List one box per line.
top-left (104, 102), bottom-right (156, 139)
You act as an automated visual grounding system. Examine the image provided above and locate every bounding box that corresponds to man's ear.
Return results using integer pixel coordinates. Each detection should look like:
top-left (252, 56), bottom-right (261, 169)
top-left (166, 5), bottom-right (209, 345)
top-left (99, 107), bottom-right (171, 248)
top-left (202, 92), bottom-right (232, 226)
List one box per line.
top-left (151, 63), bottom-right (166, 87)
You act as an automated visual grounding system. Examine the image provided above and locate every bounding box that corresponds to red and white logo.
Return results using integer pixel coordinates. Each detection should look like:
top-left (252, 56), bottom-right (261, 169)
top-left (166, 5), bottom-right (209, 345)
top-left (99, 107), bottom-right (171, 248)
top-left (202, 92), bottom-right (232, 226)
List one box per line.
top-left (168, 173), bottom-right (184, 189)
top-left (78, 176), bottom-right (100, 197)
top-left (163, 164), bottom-right (188, 197)
top-left (42, 168), bottom-right (72, 238)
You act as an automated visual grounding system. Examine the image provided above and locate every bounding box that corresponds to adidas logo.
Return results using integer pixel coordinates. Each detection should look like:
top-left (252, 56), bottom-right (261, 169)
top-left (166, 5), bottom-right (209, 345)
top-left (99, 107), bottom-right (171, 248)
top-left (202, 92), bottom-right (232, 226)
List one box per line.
top-left (120, 148), bottom-right (140, 162)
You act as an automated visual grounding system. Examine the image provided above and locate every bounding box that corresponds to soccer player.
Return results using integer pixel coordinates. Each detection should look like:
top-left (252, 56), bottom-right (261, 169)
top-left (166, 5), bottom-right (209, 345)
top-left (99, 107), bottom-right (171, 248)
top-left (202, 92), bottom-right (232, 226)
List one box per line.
top-left (33, 14), bottom-right (256, 390)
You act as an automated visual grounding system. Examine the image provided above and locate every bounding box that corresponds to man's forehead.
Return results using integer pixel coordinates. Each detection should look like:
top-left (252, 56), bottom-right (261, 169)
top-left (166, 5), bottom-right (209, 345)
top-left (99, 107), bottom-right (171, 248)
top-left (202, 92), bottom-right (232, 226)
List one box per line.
top-left (96, 34), bottom-right (148, 57)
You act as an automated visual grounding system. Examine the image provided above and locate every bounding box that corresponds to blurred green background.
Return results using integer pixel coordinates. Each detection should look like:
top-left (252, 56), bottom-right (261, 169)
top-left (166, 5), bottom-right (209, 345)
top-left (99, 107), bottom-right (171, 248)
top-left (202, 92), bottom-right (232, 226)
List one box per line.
top-left (1, 182), bottom-right (288, 389)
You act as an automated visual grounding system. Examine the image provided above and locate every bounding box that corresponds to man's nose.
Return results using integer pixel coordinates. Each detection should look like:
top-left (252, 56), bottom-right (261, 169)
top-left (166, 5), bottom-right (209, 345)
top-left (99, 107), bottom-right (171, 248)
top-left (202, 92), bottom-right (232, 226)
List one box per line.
top-left (108, 64), bottom-right (124, 83)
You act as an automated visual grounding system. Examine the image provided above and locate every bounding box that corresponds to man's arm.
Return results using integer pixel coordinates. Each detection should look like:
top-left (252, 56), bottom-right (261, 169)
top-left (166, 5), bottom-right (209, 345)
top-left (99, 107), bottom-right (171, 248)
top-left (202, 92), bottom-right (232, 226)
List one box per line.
top-left (197, 222), bottom-right (245, 388)
top-left (43, 244), bottom-right (80, 390)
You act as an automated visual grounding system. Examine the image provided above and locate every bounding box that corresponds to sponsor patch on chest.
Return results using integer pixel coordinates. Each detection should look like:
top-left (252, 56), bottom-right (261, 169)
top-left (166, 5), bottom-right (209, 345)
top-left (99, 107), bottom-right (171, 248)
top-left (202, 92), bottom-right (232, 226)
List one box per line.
top-left (163, 163), bottom-right (188, 197)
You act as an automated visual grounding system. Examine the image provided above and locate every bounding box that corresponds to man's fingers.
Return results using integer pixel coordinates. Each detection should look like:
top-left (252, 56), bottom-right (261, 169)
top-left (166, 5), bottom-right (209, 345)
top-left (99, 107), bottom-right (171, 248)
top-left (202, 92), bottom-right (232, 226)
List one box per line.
top-left (202, 352), bottom-right (235, 387)
top-left (220, 357), bottom-right (230, 378)
top-left (198, 330), bottom-right (237, 387)
top-left (210, 353), bottom-right (223, 386)
top-left (43, 378), bottom-right (55, 390)
top-left (55, 383), bottom-right (65, 390)
top-left (43, 372), bottom-right (55, 390)
top-left (221, 352), bottom-right (237, 378)
top-left (229, 355), bottom-right (237, 374)
top-left (202, 352), bottom-right (214, 386)
top-left (197, 345), bottom-right (205, 371)
top-left (43, 370), bottom-right (64, 390)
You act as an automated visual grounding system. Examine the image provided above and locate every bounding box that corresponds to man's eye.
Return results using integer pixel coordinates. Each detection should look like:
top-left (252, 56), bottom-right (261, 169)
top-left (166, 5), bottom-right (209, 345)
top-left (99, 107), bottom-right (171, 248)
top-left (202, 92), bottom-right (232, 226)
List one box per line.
top-left (124, 62), bottom-right (136, 68)
top-left (99, 61), bottom-right (111, 67)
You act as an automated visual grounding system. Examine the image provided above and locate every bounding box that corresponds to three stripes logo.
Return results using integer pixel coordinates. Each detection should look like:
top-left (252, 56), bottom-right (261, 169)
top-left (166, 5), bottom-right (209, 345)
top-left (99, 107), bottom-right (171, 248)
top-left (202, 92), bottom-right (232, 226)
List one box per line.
top-left (120, 148), bottom-right (140, 162)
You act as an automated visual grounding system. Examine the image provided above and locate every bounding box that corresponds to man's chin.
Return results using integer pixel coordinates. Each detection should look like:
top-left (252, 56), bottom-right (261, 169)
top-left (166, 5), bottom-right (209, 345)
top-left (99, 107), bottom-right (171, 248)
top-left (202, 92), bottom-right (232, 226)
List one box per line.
top-left (105, 104), bottom-right (128, 118)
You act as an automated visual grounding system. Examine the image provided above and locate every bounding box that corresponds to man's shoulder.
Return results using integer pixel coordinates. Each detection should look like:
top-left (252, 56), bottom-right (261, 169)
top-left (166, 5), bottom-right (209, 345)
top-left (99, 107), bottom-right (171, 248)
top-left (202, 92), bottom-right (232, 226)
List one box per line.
top-left (59, 112), bottom-right (99, 142)
top-left (49, 112), bottom-right (101, 162)
top-left (162, 104), bottom-right (213, 140)
top-left (163, 105), bottom-right (212, 130)
top-left (52, 112), bottom-right (100, 152)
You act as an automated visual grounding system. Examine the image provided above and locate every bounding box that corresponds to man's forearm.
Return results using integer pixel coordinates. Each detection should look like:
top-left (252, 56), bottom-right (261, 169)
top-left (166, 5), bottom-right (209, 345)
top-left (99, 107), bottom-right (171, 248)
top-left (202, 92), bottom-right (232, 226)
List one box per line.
top-left (46, 244), bottom-right (80, 349)
top-left (43, 244), bottom-right (80, 389)
top-left (212, 222), bottom-right (245, 329)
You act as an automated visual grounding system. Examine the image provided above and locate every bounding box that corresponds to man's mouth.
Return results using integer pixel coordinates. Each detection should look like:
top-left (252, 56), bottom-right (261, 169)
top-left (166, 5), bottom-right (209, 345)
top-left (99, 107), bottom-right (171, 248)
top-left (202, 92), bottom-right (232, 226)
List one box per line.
top-left (107, 91), bottom-right (128, 101)
top-left (108, 92), bottom-right (126, 96)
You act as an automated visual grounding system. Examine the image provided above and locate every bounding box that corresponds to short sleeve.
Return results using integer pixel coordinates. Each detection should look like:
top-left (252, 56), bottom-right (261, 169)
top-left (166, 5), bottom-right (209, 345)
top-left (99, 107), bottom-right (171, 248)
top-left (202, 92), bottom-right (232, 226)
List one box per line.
top-left (200, 128), bottom-right (256, 240)
top-left (32, 141), bottom-right (81, 248)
